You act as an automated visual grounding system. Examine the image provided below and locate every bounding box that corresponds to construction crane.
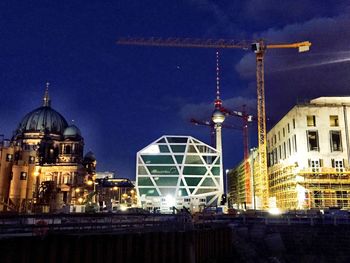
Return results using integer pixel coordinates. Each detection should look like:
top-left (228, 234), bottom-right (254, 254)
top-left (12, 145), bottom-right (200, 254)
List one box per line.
top-left (190, 118), bottom-right (242, 145)
top-left (117, 37), bottom-right (311, 209)
top-left (221, 105), bottom-right (253, 206)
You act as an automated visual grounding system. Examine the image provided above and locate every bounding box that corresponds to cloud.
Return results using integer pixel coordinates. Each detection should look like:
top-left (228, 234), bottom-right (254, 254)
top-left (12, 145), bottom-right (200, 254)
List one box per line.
top-left (242, 0), bottom-right (346, 26)
top-left (179, 96), bottom-right (256, 121)
top-left (233, 10), bottom-right (350, 122)
top-left (237, 11), bottom-right (350, 75)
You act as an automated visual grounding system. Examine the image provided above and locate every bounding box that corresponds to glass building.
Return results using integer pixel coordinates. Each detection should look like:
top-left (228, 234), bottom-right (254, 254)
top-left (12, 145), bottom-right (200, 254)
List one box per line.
top-left (136, 135), bottom-right (222, 213)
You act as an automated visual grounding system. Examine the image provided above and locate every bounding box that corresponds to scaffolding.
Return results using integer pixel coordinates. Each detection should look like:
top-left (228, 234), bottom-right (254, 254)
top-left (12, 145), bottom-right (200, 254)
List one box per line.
top-left (268, 164), bottom-right (350, 210)
top-left (227, 161), bottom-right (250, 209)
top-left (229, 157), bottom-right (350, 210)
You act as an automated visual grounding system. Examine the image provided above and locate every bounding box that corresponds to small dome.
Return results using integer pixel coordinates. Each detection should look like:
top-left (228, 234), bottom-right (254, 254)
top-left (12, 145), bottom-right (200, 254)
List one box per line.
top-left (63, 125), bottom-right (81, 138)
top-left (84, 151), bottom-right (96, 162)
top-left (212, 109), bottom-right (225, 124)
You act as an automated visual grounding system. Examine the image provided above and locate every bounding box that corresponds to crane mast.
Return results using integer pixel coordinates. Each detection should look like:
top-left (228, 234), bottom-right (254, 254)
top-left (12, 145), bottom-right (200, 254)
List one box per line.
top-left (117, 37), bottom-right (311, 210)
top-left (256, 48), bottom-right (269, 208)
top-left (221, 105), bottom-right (253, 206)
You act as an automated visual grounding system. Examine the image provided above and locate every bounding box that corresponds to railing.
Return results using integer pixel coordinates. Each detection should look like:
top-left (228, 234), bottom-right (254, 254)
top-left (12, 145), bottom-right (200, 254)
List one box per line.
top-left (195, 214), bottom-right (350, 226)
top-left (0, 213), bottom-right (193, 236)
top-left (1, 212), bottom-right (350, 237)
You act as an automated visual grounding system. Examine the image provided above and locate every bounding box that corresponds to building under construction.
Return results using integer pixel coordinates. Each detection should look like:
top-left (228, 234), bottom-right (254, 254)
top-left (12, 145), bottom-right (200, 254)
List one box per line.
top-left (228, 97), bottom-right (350, 210)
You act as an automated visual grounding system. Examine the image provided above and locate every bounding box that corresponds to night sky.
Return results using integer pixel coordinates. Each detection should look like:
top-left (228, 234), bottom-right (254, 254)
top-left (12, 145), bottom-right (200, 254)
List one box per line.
top-left (1, 1), bottom-right (350, 179)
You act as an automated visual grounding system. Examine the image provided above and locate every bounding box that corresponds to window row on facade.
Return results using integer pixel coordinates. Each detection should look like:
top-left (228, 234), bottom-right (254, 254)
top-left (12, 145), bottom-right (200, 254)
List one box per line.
top-left (269, 119), bottom-right (295, 147)
top-left (307, 115), bottom-right (339, 127)
top-left (268, 130), bottom-right (343, 166)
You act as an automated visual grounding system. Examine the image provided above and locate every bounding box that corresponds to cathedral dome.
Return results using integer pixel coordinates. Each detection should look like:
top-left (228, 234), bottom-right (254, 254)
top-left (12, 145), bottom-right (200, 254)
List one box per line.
top-left (15, 87), bottom-right (68, 136)
top-left (63, 125), bottom-right (81, 138)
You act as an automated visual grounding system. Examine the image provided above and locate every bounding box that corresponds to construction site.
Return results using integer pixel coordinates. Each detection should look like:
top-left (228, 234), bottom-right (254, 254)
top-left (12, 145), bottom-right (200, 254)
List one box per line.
top-left (228, 97), bottom-right (350, 211)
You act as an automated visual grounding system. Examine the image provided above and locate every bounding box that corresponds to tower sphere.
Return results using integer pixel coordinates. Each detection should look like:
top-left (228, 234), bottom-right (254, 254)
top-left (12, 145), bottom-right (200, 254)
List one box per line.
top-left (212, 109), bottom-right (225, 124)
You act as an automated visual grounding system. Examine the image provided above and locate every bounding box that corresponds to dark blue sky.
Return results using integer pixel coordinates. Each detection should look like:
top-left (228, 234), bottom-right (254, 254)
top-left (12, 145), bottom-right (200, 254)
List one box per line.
top-left (1, 1), bottom-right (350, 178)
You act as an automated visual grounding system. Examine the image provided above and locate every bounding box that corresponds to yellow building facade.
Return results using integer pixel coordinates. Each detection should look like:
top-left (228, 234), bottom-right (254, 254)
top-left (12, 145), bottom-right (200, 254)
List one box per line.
top-left (228, 97), bottom-right (350, 210)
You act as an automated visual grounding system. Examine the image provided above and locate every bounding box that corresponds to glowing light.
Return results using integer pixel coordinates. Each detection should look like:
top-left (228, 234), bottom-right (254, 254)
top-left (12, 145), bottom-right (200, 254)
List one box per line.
top-left (87, 180), bottom-right (93, 186)
top-left (120, 205), bottom-right (128, 211)
top-left (75, 188), bottom-right (80, 193)
top-left (296, 184), bottom-right (306, 209)
top-left (165, 195), bottom-right (176, 207)
top-left (78, 197), bottom-right (83, 203)
top-left (268, 207), bottom-right (281, 215)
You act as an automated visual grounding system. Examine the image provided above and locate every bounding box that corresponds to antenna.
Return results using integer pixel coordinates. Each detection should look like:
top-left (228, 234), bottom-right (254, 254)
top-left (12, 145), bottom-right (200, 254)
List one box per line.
top-left (214, 51), bottom-right (222, 109)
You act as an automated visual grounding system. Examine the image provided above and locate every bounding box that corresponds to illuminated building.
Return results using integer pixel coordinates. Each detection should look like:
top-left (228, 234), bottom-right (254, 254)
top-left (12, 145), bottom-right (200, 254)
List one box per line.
top-left (95, 178), bottom-right (136, 210)
top-left (136, 135), bottom-right (222, 213)
top-left (229, 97), bottom-right (350, 210)
top-left (0, 85), bottom-right (96, 213)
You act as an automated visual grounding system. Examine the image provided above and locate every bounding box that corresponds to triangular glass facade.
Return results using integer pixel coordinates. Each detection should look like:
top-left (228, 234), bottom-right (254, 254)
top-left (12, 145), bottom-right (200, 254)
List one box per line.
top-left (136, 135), bottom-right (222, 210)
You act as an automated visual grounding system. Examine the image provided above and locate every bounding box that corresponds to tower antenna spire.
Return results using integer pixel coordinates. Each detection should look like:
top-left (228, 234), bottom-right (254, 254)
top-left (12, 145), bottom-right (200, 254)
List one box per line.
top-left (214, 51), bottom-right (222, 109)
top-left (43, 82), bottom-right (51, 107)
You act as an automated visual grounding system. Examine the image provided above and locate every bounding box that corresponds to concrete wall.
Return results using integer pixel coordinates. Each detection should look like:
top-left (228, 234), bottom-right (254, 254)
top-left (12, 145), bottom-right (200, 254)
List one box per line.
top-left (230, 223), bottom-right (350, 262)
top-left (0, 227), bottom-right (232, 263)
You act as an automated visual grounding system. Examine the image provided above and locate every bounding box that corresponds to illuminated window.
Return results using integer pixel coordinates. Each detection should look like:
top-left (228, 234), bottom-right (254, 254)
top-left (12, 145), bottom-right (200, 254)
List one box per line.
top-left (153, 177), bottom-right (178, 186)
top-left (307, 131), bottom-right (319, 151)
top-left (331, 159), bottom-right (344, 172)
top-left (308, 159), bottom-right (321, 172)
top-left (185, 155), bottom-right (203, 165)
top-left (148, 166), bottom-right (179, 175)
top-left (6, 154), bottom-right (13, 162)
top-left (138, 177), bottom-right (153, 186)
top-left (29, 156), bottom-right (35, 164)
top-left (307, 115), bottom-right (316, 127)
top-left (330, 115), bottom-right (339, 127)
top-left (183, 166), bottom-right (207, 175)
top-left (141, 155), bottom-right (174, 164)
top-left (330, 131), bottom-right (342, 151)
top-left (63, 176), bottom-right (69, 184)
top-left (139, 188), bottom-right (159, 196)
top-left (20, 172), bottom-right (27, 180)
top-left (273, 148), bottom-right (277, 163)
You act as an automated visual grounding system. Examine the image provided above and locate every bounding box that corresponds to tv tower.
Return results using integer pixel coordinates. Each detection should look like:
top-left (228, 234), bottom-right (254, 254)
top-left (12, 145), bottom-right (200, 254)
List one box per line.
top-left (211, 51), bottom-right (225, 196)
